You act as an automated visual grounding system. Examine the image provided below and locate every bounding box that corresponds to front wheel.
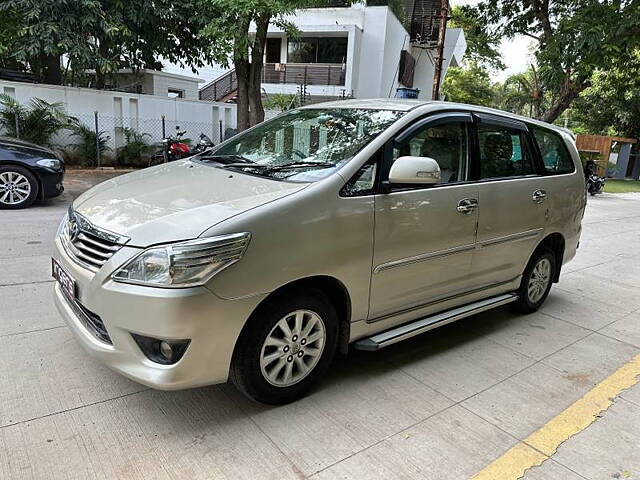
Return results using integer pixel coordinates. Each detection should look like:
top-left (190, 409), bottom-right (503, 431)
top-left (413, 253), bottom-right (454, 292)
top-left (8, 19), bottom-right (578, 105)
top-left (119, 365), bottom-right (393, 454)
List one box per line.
top-left (513, 249), bottom-right (556, 313)
top-left (0, 166), bottom-right (38, 209)
top-left (230, 289), bottom-right (338, 404)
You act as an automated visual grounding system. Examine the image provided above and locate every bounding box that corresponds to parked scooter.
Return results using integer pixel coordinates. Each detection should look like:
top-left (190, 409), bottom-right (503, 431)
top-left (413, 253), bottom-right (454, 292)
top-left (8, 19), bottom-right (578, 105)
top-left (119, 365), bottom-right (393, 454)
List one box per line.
top-left (584, 158), bottom-right (605, 196)
top-left (149, 128), bottom-right (215, 167)
top-left (586, 174), bottom-right (605, 196)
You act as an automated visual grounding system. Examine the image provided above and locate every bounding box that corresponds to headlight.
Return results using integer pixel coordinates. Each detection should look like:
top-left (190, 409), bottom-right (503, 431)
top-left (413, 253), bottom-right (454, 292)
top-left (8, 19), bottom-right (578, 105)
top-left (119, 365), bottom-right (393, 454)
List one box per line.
top-left (37, 158), bottom-right (62, 170)
top-left (112, 232), bottom-right (251, 288)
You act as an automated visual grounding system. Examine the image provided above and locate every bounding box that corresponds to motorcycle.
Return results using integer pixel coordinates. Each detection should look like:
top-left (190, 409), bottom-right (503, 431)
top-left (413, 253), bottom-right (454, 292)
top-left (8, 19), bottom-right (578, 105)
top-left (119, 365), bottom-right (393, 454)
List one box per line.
top-left (586, 174), bottom-right (605, 196)
top-left (149, 128), bottom-right (215, 167)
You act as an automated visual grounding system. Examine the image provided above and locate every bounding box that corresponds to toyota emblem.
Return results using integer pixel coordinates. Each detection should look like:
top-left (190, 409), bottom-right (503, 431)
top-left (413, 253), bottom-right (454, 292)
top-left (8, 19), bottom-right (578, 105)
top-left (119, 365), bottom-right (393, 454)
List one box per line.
top-left (68, 218), bottom-right (79, 242)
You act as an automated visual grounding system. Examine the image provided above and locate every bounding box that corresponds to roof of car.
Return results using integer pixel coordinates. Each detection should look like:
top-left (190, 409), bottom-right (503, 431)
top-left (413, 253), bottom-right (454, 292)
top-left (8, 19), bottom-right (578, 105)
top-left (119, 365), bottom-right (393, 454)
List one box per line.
top-left (301, 99), bottom-right (574, 139)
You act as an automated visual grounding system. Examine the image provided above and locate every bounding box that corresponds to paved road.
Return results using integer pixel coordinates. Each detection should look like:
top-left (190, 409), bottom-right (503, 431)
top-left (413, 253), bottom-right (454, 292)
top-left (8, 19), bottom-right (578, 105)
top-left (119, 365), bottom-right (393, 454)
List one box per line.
top-left (1, 171), bottom-right (639, 479)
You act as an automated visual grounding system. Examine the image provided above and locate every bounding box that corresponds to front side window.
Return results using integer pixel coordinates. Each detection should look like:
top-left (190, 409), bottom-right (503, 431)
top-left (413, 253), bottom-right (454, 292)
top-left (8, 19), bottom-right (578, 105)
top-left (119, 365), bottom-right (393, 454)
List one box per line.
top-left (197, 108), bottom-right (403, 182)
top-left (478, 125), bottom-right (534, 179)
top-left (393, 122), bottom-right (469, 184)
top-left (531, 127), bottom-right (575, 174)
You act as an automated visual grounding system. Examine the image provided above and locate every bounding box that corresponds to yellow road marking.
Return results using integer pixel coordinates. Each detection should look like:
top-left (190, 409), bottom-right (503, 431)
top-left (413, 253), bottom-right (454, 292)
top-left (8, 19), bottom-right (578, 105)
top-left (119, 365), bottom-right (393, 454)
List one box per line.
top-left (472, 353), bottom-right (640, 480)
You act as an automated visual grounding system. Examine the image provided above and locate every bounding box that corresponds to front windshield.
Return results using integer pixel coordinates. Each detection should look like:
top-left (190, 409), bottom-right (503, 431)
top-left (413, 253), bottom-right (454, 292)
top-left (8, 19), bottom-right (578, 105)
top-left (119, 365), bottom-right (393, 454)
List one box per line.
top-left (196, 108), bottom-right (403, 182)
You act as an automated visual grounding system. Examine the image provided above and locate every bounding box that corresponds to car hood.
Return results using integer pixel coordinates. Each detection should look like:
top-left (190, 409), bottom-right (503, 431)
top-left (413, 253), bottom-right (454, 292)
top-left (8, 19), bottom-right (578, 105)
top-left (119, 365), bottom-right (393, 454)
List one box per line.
top-left (73, 160), bottom-right (307, 246)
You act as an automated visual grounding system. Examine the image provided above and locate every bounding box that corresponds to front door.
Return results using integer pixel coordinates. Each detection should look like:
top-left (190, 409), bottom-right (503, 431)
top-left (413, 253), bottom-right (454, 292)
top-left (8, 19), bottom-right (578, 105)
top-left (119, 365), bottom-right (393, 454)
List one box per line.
top-left (472, 115), bottom-right (548, 286)
top-left (369, 114), bottom-right (479, 320)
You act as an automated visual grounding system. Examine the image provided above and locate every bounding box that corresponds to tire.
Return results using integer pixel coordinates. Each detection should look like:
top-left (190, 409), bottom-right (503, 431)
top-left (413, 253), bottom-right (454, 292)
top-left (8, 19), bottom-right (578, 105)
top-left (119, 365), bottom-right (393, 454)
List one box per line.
top-left (230, 288), bottom-right (339, 404)
top-left (512, 248), bottom-right (556, 313)
top-left (0, 165), bottom-right (38, 209)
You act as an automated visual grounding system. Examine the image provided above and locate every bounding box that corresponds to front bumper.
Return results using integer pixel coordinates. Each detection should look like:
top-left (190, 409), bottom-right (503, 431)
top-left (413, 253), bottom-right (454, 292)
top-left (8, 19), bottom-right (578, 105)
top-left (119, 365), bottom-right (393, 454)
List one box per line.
top-left (52, 236), bottom-right (266, 390)
top-left (36, 167), bottom-right (64, 199)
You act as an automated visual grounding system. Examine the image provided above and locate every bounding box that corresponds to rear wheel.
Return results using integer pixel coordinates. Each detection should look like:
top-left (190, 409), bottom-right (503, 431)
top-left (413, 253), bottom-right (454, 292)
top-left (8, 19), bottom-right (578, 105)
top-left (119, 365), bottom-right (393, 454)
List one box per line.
top-left (230, 288), bottom-right (338, 404)
top-left (513, 248), bottom-right (556, 313)
top-left (0, 166), bottom-right (38, 209)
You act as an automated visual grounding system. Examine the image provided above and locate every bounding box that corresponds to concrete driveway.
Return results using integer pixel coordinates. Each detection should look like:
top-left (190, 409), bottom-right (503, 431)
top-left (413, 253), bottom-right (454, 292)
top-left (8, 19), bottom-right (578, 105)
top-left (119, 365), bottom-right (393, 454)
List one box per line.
top-left (1, 171), bottom-right (640, 479)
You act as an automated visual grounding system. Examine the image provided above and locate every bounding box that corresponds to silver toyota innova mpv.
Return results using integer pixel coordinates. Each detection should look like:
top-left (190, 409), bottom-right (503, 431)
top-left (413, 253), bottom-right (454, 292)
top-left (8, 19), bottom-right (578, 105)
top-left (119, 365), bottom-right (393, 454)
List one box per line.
top-left (53, 100), bottom-right (586, 404)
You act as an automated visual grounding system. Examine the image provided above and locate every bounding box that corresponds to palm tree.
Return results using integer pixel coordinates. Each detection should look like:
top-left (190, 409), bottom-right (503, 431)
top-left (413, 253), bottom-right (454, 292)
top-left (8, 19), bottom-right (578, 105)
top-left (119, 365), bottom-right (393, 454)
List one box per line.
top-left (0, 94), bottom-right (71, 146)
top-left (495, 66), bottom-right (544, 118)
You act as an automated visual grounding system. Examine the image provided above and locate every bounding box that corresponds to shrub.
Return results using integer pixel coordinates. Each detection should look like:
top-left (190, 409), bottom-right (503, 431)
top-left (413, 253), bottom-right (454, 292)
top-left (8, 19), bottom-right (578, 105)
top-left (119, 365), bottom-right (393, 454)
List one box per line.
top-left (0, 94), bottom-right (71, 147)
top-left (116, 127), bottom-right (153, 166)
top-left (69, 120), bottom-right (111, 166)
top-left (264, 94), bottom-right (299, 112)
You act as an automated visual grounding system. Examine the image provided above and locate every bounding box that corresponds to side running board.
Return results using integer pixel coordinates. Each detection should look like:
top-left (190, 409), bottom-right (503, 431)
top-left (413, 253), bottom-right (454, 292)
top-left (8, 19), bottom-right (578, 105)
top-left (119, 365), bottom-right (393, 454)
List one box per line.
top-left (354, 293), bottom-right (518, 351)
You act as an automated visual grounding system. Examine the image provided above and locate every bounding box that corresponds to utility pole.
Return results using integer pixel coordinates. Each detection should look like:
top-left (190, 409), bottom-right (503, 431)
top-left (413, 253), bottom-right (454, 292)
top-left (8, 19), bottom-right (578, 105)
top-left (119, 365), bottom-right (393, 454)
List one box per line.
top-left (431, 0), bottom-right (449, 100)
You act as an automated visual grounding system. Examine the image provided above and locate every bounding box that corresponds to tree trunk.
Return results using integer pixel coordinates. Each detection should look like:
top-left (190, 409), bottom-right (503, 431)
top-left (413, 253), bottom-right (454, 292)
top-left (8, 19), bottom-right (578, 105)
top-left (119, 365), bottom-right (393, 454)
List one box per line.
top-left (540, 80), bottom-right (585, 123)
top-left (233, 14), bottom-right (252, 131)
top-left (95, 37), bottom-right (111, 89)
top-left (235, 59), bottom-right (251, 131)
top-left (39, 54), bottom-right (62, 85)
top-left (248, 13), bottom-right (270, 126)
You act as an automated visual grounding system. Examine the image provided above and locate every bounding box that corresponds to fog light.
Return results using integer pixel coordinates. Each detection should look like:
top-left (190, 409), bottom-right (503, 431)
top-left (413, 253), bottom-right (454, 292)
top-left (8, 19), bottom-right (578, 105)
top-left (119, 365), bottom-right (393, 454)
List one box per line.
top-left (159, 341), bottom-right (173, 361)
top-left (132, 334), bottom-right (190, 365)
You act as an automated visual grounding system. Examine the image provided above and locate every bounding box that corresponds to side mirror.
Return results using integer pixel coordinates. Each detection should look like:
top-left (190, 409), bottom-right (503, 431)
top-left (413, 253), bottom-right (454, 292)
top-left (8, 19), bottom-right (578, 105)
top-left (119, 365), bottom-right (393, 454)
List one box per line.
top-left (388, 156), bottom-right (441, 185)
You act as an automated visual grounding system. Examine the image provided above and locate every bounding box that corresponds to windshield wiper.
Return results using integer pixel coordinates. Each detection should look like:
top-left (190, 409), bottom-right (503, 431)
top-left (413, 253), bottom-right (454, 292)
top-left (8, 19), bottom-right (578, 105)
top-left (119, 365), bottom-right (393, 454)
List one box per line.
top-left (198, 154), bottom-right (256, 164)
top-left (267, 162), bottom-right (336, 171)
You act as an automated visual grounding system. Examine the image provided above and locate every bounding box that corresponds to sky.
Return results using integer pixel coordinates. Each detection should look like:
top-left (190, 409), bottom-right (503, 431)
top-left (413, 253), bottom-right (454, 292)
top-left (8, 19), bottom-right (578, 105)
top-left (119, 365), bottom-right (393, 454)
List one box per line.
top-left (451, 0), bottom-right (532, 80)
top-left (163, 0), bottom-right (531, 84)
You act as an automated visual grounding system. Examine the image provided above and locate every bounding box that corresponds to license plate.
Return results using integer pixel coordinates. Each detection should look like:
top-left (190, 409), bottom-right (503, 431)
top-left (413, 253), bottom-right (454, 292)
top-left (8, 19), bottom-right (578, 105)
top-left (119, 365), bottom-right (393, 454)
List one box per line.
top-left (52, 258), bottom-right (76, 299)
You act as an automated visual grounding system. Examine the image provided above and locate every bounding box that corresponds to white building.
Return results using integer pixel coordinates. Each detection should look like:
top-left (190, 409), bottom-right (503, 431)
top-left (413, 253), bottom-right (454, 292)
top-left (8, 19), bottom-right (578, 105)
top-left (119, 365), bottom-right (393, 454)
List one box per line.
top-left (107, 69), bottom-right (204, 101)
top-left (197, 2), bottom-right (466, 104)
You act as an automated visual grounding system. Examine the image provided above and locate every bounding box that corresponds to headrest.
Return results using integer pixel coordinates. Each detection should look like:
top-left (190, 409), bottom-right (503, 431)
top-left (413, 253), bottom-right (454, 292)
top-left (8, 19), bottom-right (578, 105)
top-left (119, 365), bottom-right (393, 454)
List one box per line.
top-left (484, 133), bottom-right (513, 163)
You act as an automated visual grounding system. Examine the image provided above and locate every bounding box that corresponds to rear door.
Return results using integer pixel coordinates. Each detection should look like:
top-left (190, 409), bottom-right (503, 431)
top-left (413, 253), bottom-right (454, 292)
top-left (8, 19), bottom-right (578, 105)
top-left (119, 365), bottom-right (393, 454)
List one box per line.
top-left (471, 114), bottom-right (548, 287)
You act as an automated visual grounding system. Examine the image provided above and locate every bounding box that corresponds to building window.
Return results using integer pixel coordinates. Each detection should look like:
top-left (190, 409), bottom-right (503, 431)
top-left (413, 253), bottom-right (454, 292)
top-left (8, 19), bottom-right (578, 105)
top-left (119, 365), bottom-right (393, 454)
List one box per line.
top-left (287, 37), bottom-right (347, 64)
top-left (168, 88), bottom-right (184, 99)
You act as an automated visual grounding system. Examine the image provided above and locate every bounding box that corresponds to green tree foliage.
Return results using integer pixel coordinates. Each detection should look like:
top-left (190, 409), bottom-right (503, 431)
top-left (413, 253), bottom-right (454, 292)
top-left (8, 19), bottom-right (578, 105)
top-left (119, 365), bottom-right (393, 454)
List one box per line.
top-left (0, 0), bottom-right (109, 84)
top-left (200, 0), bottom-right (345, 130)
top-left (480, 0), bottom-right (640, 122)
top-left (441, 63), bottom-right (496, 106)
top-left (0, 0), bottom-right (215, 87)
top-left (571, 50), bottom-right (640, 140)
top-left (449, 5), bottom-right (504, 70)
top-left (493, 67), bottom-right (544, 117)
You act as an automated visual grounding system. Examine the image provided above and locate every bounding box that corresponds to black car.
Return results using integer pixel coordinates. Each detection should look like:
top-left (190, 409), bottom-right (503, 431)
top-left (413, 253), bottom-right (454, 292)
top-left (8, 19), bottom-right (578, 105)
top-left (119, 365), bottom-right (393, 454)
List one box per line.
top-left (0, 136), bottom-right (64, 209)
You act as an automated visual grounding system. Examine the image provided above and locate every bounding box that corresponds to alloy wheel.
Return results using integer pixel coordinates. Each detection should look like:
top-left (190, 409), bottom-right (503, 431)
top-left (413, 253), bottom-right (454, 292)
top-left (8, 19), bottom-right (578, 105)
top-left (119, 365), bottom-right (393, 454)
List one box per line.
top-left (260, 309), bottom-right (326, 387)
top-left (0, 171), bottom-right (31, 205)
top-left (527, 257), bottom-right (551, 304)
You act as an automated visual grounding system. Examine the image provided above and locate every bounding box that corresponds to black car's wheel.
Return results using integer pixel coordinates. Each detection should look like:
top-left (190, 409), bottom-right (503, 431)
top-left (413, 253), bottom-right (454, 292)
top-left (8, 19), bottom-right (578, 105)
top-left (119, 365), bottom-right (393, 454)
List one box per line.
top-left (0, 165), bottom-right (38, 209)
top-left (230, 288), bottom-right (338, 404)
top-left (513, 248), bottom-right (556, 313)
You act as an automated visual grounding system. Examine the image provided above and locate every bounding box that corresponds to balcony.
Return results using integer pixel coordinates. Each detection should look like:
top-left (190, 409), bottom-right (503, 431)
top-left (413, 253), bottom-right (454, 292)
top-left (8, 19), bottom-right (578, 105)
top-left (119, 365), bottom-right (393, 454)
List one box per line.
top-left (200, 63), bottom-right (346, 103)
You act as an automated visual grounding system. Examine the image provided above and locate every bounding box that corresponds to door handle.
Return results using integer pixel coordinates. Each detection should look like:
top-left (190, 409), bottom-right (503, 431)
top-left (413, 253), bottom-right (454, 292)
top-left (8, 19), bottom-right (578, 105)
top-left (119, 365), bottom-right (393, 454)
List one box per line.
top-left (457, 198), bottom-right (478, 215)
top-left (532, 189), bottom-right (547, 203)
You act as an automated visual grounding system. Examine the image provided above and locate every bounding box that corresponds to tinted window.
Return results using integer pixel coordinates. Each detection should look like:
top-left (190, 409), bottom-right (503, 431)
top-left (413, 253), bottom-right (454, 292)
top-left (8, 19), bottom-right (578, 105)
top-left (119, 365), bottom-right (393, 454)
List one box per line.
top-left (287, 37), bottom-right (347, 64)
top-left (478, 125), bottom-right (534, 179)
top-left (393, 122), bottom-right (469, 184)
top-left (532, 127), bottom-right (575, 174)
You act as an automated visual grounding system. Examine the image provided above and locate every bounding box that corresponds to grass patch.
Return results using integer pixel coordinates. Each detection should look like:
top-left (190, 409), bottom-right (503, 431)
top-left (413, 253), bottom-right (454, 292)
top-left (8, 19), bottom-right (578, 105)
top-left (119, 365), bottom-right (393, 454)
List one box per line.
top-left (604, 179), bottom-right (640, 194)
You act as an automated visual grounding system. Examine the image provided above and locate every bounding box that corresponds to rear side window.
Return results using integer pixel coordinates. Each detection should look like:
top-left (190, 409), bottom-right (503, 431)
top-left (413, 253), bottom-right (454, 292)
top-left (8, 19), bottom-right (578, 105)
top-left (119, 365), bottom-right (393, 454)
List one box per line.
top-left (477, 125), bottom-right (534, 179)
top-left (532, 127), bottom-right (575, 174)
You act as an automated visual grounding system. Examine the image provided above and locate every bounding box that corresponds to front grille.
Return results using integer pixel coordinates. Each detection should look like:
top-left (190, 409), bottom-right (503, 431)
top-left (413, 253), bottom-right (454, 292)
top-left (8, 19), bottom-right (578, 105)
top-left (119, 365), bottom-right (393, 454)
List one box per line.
top-left (62, 291), bottom-right (112, 344)
top-left (61, 208), bottom-right (129, 272)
